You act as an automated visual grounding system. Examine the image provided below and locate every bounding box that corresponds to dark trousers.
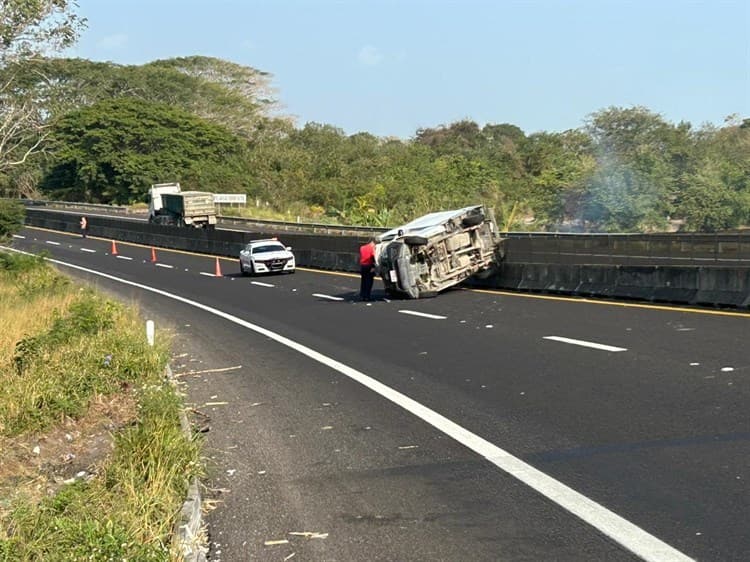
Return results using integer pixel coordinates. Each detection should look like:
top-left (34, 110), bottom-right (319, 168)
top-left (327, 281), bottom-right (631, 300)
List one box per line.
top-left (360, 265), bottom-right (375, 300)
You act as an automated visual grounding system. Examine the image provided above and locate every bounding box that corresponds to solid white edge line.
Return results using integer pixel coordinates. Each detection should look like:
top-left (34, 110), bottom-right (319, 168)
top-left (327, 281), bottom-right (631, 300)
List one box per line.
top-left (155, 263), bottom-right (174, 269)
top-left (80, 248), bottom-right (96, 253)
top-left (543, 336), bottom-right (627, 352)
top-left (1, 246), bottom-right (693, 562)
top-left (312, 293), bottom-right (344, 301)
top-left (399, 309), bottom-right (447, 320)
top-left (252, 281), bottom-right (275, 288)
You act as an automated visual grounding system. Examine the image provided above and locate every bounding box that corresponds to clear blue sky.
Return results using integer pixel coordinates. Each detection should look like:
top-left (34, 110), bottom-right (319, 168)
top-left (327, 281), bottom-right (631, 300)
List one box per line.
top-left (68, 0), bottom-right (750, 139)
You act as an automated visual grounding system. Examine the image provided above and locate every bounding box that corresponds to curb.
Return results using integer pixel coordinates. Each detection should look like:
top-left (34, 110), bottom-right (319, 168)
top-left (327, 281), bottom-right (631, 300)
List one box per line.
top-left (166, 364), bottom-right (207, 562)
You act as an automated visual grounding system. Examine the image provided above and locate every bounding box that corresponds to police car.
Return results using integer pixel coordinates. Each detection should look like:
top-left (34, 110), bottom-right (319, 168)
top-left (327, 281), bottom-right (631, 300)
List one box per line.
top-left (239, 239), bottom-right (296, 275)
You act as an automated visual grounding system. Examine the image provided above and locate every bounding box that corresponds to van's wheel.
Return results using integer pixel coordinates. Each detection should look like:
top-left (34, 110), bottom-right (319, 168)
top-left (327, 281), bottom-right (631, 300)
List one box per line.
top-left (403, 235), bottom-right (428, 246)
top-left (462, 214), bottom-right (484, 227)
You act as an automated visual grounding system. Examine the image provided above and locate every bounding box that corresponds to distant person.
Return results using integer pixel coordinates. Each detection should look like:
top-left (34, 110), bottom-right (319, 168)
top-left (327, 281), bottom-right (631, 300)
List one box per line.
top-left (359, 237), bottom-right (377, 301)
top-left (80, 216), bottom-right (88, 238)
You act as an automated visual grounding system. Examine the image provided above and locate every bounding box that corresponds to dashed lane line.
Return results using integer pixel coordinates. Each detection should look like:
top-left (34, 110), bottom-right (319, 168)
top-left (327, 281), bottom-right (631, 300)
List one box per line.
top-left (252, 281), bottom-right (275, 288)
top-left (45, 240), bottom-right (61, 245)
top-left (81, 248), bottom-right (96, 253)
top-left (313, 293), bottom-right (344, 301)
top-left (115, 255), bottom-right (133, 261)
top-left (399, 310), bottom-right (447, 320)
top-left (155, 263), bottom-right (174, 269)
top-left (543, 336), bottom-right (627, 352)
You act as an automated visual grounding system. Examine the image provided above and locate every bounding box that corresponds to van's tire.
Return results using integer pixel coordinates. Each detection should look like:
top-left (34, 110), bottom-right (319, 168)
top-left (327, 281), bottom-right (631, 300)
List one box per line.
top-left (403, 235), bottom-right (428, 246)
top-left (462, 213), bottom-right (484, 227)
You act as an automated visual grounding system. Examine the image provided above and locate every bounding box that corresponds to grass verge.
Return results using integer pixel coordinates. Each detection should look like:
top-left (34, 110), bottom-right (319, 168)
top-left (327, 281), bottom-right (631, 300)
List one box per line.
top-left (0, 252), bottom-right (202, 561)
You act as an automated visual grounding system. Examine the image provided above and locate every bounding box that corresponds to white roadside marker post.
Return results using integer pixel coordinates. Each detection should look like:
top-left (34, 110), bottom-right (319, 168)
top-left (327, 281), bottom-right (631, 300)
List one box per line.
top-left (146, 320), bottom-right (155, 346)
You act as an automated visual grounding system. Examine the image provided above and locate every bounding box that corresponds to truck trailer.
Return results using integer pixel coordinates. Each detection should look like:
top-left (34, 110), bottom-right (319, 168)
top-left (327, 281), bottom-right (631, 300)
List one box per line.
top-left (148, 183), bottom-right (217, 228)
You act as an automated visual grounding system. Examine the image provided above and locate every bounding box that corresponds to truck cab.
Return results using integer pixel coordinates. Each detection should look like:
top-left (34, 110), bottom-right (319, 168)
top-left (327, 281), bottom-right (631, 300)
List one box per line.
top-left (148, 183), bottom-right (182, 221)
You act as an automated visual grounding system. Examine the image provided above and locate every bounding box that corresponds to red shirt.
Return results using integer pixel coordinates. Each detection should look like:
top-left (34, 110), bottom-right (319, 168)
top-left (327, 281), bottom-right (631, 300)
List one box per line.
top-left (359, 242), bottom-right (376, 266)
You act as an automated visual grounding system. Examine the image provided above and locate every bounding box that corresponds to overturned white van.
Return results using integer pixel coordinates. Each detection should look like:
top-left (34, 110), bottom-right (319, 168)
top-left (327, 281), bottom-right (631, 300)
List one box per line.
top-left (376, 205), bottom-right (503, 299)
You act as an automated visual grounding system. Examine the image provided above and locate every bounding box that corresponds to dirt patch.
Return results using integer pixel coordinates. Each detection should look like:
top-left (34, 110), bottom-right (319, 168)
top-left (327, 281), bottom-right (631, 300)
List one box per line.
top-left (0, 391), bottom-right (137, 517)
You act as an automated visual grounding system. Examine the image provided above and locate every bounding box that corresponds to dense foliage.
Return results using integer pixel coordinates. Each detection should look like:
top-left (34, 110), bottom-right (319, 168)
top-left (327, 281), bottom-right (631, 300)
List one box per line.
top-left (42, 97), bottom-right (252, 203)
top-left (1, 55), bottom-right (748, 231)
top-left (0, 199), bottom-right (25, 240)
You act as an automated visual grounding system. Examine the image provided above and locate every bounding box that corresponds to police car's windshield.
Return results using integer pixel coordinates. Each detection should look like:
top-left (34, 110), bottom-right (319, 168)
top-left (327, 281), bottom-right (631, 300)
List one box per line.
top-left (252, 243), bottom-right (285, 254)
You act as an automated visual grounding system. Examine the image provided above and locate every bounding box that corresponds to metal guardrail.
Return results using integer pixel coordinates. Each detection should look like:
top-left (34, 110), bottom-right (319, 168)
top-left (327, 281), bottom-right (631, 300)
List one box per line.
top-left (15, 199), bottom-right (382, 236)
top-left (217, 215), bottom-right (387, 236)
top-left (20, 199), bottom-right (130, 214)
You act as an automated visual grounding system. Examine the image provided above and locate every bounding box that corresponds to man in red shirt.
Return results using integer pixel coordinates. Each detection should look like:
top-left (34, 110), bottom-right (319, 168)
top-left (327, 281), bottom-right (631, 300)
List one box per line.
top-left (359, 238), bottom-right (377, 301)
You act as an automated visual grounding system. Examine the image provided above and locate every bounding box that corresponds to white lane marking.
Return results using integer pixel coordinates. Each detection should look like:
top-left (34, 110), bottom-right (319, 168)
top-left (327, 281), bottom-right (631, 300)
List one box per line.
top-left (81, 248), bottom-right (96, 253)
top-left (199, 272), bottom-right (217, 277)
top-left (313, 293), bottom-right (343, 301)
top-left (115, 255), bottom-right (133, 261)
top-left (45, 240), bottom-right (61, 245)
top-left (543, 336), bottom-right (627, 352)
top-left (12, 234), bottom-right (25, 239)
top-left (399, 310), bottom-right (447, 320)
top-left (252, 281), bottom-right (275, 288)
top-left (4, 247), bottom-right (693, 562)
top-left (155, 263), bottom-right (174, 269)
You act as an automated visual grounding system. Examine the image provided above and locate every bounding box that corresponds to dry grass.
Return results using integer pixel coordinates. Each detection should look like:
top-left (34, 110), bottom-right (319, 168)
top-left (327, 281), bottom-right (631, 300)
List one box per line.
top-left (0, 264), bottom-right (74, 359)
top-left (0, 253), bottom-right (202, 561)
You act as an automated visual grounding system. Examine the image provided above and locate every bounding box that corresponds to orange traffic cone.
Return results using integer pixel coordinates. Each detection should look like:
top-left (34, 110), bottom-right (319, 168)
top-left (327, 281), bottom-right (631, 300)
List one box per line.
top-left (150, 247), bottom-right (157, 262)
top-left (110, 240), bottom-right (118, 255)
top-left (214, 257), bottom-right (223, 277)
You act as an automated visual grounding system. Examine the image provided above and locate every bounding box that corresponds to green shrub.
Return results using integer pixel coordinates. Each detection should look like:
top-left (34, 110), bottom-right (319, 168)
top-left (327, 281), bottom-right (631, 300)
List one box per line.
top-left (0, 199), bottom-right (24, 241)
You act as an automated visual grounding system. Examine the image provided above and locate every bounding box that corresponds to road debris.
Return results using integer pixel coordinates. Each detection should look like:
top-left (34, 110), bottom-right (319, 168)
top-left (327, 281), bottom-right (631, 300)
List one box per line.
top-left (264, 539), bottom-right (289, 546)
top-left (288, 531), bottom-right (329, 539)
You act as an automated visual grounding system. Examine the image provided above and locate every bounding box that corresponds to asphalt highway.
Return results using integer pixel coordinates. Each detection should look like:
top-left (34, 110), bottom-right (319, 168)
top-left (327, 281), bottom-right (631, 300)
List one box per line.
top-left (7, 227), bottom-right (750, 562)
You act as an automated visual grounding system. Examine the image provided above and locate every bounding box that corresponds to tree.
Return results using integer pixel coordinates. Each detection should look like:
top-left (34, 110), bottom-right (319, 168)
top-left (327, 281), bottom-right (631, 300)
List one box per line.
top-left (41, 98), bottom-right (251, 203)
top-left (522, 130), bottom-right (595, 228)
top-left (0, 197), bottom-right (24, 240)
top-left (2, 56), bottom-right (286, 141)
top-left (0, 0), bottom-right (85, 174)
top-left (583, 106), bottom-right (678, 231)
top-left (674, 117), bottom-right (750, 230)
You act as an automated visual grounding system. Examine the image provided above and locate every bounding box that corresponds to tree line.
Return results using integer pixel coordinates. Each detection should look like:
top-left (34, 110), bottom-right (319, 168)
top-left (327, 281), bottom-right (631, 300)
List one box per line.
top-left (1, 2), bottom-right (747, 232)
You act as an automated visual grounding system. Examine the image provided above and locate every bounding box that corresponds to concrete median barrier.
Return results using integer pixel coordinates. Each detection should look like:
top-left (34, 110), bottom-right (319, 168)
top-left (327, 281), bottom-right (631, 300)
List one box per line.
top-left (22, 210), bottom-right (749, 308)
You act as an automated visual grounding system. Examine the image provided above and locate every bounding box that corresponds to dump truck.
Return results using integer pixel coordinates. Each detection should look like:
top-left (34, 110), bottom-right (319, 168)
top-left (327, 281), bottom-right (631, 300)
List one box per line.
top-left (148, 183), bottom-right (217, 228)
top-left (376, 205), bottom-right (503, 299)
